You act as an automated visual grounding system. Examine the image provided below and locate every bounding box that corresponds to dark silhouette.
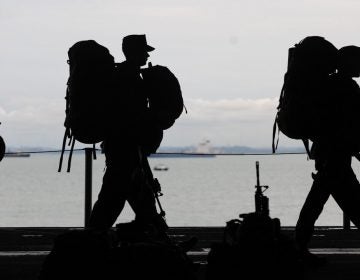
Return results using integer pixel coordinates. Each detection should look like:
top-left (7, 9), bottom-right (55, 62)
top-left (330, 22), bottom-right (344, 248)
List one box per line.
top-left (206, 162), bottom-right (303, 280)
top-left (295, 45), bottom-right (360, 266)
top-left (58, 39), bottom-right (116, 172)
top-left (59, 36), bottom-right (188, 243)
top-left (0, 123), bottom-right (5, 162)
top-left (273, 36), bottom-right (340, 266)
top-left (44, 35), bottom-right (197, 280)
top-left (88, 35), bottom-right (167, 237)
top-left (39, 229), bottom-right (197, 280)
top-left (273, 36), bottom-right (338, 155)
top-left (87, 34), bottom-right (197, 250)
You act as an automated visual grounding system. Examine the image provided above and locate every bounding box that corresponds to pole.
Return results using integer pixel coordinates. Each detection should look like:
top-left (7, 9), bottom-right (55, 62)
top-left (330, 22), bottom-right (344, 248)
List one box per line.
top-left (255, 161), bottom-right (261, 214)
top-left (343, 212), bottom-right (351, 230)
top-left (84, 148), bottom-right (93, 227)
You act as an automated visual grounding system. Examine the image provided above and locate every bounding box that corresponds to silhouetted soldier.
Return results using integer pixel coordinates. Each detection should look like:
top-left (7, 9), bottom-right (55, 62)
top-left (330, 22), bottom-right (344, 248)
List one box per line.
top-left (88, 35), bottom-right (163, 236)
top-left (0, 135), bottom-right (4, 162)
top-left (295, 45), bottom-right (360, 266)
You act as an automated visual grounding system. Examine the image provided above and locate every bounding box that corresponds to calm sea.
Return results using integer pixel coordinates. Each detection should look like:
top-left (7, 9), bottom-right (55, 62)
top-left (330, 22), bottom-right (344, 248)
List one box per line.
top-left (1, 152), bottom-right (359, 227)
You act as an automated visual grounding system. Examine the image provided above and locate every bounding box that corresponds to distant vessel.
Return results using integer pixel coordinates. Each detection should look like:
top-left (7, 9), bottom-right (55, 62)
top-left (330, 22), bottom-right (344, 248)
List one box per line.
top-left (190, 139), bottom-right (214, 154)
top-left (150, 140), bottom-right (216, 158)
top-left (4, 152), bottom-right (30, 158)
top-left (153, 164), bottom-right (169, 171)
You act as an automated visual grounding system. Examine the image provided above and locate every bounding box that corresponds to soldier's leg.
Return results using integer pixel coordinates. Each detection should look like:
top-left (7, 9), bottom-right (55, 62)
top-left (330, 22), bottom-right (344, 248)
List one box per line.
top-left (295, 170), bottom-right (331, 250)
top-left (331, 162), bottom-right (360, 228)
top-left (126, 164), bottom-right (159, 225)
top-left (126, 156), bottom-right (170, 239)
top-left (88, 166), bottom-right (129, 230)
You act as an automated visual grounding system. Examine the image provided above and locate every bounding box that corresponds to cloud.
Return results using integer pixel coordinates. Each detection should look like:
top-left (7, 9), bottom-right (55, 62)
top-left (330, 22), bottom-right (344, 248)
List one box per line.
top-left (0, 96), bottom-right (282, 148)
top-left (160, 96), bottom-right (300, 147)
top-left (182, 97), bottom-right (278, 122)
top-left (158, 97), bottom-right (288, 147)
top-left (0, 97), bottom-right (65, 148)
top-left (0, 97), bottom-right (63, 126)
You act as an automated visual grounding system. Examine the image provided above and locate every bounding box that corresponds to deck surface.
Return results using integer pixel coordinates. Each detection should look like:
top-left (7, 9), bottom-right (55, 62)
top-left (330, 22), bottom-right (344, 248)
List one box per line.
top-left (0, 226), bottom-right (360, 279)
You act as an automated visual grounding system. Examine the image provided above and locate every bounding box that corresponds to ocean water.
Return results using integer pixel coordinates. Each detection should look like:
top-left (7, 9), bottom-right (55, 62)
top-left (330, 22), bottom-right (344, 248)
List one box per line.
top-left (1, 152), bottom-right (359, 227)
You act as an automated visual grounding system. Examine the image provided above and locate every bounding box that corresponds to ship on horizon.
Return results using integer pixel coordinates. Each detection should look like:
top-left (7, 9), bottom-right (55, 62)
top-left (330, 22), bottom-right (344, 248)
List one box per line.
top-left (150, 139), bottom-right (216, 158)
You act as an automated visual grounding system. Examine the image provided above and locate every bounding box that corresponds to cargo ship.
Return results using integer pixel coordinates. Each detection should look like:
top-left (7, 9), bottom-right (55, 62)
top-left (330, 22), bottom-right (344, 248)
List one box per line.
top-left (150, 140), bottom-right (216, 158)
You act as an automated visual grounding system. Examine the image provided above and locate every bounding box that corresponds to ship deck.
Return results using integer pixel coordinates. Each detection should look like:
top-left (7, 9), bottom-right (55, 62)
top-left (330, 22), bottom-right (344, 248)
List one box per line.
top-left (1, 226), bottom-right (360, 280)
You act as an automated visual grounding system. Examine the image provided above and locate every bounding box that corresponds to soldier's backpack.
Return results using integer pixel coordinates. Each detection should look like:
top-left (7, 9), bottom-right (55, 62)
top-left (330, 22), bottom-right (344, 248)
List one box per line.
top-left (272, 36), bottom-right (338, 156)
top-left (141, 63), bottom-right (185, 130)
top-left (58, 40), bottom-right (115, 172)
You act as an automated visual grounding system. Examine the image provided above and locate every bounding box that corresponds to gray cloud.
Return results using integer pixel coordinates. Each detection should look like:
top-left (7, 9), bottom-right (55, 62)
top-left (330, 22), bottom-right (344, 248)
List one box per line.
top-left (0, 96), bottom-right (285, 148)
top-left (161, 97), bottom-right (288, 147)
top-left (185, 97), bottom-right (277, 122)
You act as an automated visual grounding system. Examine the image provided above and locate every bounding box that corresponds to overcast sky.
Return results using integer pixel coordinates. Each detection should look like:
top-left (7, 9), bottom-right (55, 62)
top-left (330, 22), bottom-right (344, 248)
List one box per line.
top-left (1, 0), bottom-right (360, 149)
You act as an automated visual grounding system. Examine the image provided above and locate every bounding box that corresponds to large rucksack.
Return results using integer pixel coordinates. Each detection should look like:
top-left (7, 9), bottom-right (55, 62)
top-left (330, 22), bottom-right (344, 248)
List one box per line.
top-left (141, 63), bottom-right (185, 130)
top-left (58, 40), bottom-right (115, 172)
top-left (272, 36), bottom-right (338, 155)
top-left (329, 47), bottom-right (360, 154)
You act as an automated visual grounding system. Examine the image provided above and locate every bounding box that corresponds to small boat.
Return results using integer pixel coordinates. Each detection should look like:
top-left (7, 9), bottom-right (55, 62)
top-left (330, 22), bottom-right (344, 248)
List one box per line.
top-left (4, 152), bottom-right (31, 158)
top-left (153, 164), bottom-right (169, 171)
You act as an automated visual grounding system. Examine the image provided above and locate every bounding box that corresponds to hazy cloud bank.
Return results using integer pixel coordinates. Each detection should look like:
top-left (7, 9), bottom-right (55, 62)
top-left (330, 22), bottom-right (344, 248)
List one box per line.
top-left (0, 96), bottom-right (287, 148)
top-left (184, 97), bottom-right (278, 122)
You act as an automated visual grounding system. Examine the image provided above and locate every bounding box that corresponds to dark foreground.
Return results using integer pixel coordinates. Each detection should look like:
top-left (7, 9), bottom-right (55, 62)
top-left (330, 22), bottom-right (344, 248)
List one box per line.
top-left (0, 226), bottom-right (360, 280)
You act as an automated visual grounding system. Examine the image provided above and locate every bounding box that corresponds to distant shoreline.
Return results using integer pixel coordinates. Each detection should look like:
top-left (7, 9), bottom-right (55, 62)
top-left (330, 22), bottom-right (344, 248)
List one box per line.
top-left (5, 145), bottom-right (306, 155)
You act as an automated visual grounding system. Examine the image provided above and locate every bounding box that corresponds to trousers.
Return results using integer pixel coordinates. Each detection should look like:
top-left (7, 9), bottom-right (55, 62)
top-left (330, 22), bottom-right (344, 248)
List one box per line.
top-left (295, 155), bottom-right (360, 249)
top-left (88, 145), bottom-right (158, 230)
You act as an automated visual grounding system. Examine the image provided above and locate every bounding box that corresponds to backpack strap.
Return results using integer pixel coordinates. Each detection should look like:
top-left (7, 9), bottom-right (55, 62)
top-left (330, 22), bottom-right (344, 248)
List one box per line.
top-left (272, 84), bottom-right (285, 154)
top-left (92, 144), bottom-right (97, 160)
top-left (58, 127), bottom-right (71, 172)
top-left (302, 139), bottom-right (312, 159)
top-left (66, 135), bottom-right (76, 172)
top-left (272, 114), bottom-right (280, 153)
top-left (183, 103), bottom-right (188, 114)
